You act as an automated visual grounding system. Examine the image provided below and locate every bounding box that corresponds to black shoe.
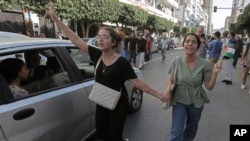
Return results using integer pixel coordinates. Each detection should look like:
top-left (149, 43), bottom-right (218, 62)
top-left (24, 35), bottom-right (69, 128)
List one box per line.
top-left (225, 81), bottom-right (232, 85)
top-left (222, 80), bottom-right (229, 83)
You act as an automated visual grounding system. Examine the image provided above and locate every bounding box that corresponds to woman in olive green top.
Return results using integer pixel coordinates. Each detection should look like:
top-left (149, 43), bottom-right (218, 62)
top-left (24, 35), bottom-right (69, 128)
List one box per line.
top-left (161, 33), bottom-right (222, 141)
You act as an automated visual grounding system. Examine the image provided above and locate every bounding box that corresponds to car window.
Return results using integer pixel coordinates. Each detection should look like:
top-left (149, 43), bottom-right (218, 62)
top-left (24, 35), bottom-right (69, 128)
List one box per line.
top-left (0, 48), bottom-right (72, 100)
top-left (66, 47), bottom-right (95, 81)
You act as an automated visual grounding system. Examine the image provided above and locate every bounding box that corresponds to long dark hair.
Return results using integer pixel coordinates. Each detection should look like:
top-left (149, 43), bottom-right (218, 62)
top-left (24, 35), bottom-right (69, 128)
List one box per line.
top-left (0, 58), bottom-right (25, 84)
top-left (182, 33), bottom-right (201, 49)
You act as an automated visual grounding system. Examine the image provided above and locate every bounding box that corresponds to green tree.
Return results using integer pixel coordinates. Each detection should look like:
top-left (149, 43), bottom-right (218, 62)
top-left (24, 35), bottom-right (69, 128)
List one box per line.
top-left (181, 27), bottom-right (188, 36)
top-left (145, 14), bottom-right (156, 31)
top-left (229, 23), bottom-right (236, 32)
top-left (234, 3), bottom-right (250, 35)
top-left (0, 0), bottom-right (19, 11)
top-left (223, 31), bottom-right (229, 38)
top-left (114, 3), bottom-right (135, 28)
top-left (132, 7), bottom-right (148, 27)
top-left (146, 15), bottom-right (173, 33)
top-left (173, 25), bottom-right (181, 37)
top-left (20, 0), bottom-right (120, 37)
top-left (189, 27), bottom-right (196, 33)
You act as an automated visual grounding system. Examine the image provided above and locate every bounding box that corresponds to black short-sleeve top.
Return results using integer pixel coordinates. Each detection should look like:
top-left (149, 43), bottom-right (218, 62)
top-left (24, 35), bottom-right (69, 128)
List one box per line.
top-left (88, 45), bottom-right (137, 103)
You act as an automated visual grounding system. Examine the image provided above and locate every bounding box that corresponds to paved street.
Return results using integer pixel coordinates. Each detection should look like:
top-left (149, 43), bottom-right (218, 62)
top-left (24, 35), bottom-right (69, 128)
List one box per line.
top-left (89, 48), bottom-right (250, 141)
top-left (124, 48), bottom-right (250, 141)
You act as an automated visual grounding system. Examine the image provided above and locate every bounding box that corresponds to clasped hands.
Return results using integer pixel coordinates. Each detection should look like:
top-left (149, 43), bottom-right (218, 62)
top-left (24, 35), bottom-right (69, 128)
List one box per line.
top-left (159, 90), bottom-right (171, 103)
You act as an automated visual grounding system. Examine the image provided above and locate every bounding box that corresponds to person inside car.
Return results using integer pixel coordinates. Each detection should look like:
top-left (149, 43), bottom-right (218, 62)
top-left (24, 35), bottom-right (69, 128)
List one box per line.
top-left (46, 56), bottom-right (70, 86)
top-left (45, 3), bottom-right (162, 141)
top-left (0, 58), bottom-right (30, 98)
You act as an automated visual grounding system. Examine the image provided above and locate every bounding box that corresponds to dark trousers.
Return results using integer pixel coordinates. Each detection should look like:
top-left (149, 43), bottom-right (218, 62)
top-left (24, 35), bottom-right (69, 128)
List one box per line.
top-left (95, 101), bottom-right (128, 141)
top-left (233, 53), bottom-right (240, 67)
top-left (129, 50), bottom-right (136, 64)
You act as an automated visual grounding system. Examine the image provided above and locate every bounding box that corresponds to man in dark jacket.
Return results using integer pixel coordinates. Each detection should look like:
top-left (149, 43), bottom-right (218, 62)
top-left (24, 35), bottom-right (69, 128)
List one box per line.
top-left (233, 35), bottom-right (243, 68)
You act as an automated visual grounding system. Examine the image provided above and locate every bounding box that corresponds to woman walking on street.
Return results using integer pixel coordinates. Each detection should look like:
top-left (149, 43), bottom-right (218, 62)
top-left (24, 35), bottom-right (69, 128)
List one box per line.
top-left (240, 43), bottom-right (250, 93)
top-left (161, 33), bottom-right (222, 141)
top-left (45, 3), bottom-right (162, 141)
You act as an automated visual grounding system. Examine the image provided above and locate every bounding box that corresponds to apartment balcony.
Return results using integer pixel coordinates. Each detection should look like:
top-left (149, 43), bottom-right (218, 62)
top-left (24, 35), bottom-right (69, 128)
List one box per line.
top-left (159, 0), bottom-right (179, 9)
top-left (119, 0), bottom-right (136, 5)
top-left (185, 4), bottom-right (192, 12)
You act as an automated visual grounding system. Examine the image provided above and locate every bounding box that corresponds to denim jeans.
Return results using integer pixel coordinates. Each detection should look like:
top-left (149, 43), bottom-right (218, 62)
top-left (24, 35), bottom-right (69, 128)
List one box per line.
top-left (168, 103), bottom-right (204, 141)
top-left (161, 48), bottom-right (167, 60)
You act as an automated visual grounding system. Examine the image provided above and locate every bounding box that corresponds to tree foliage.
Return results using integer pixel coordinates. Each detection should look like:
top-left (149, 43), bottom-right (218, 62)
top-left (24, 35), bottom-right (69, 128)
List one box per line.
top-left (19, 0), bottom-right (120, 37)
top-left (0, 0), bottom-right (175, 37)
top-left (223, 31), bottom-right (229, 38)
top-left (114, 3), bottom-right (135, 27)
top-left (181, 27), bottom-right (188, 36)
top-left (173, 25), bottom-right (181, 37)
top-left (0, 0), bottom-right (19, 12)
top-left (232, 3), bottom-right (250, 35)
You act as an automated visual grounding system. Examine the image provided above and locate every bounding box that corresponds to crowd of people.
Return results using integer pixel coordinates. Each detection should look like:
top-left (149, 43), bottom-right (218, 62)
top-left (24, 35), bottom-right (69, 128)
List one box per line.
top-left (196, 26), bottom-right (250, 94)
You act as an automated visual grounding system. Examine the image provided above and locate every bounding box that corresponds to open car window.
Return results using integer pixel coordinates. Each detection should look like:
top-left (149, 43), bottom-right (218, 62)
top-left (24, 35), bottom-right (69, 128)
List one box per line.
top-left (0, 48), bottom-right (72, 100)
top-left (66, 47), bottom-right (94, 81)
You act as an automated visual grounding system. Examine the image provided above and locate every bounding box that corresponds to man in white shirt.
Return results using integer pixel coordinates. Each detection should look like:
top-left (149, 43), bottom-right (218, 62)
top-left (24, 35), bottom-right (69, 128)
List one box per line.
top-left (160, 34), bottom-right (170, 61)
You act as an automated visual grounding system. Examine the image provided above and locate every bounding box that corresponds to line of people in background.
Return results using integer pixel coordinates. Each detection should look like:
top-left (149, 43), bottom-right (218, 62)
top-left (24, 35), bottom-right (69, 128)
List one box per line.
top-left (123, 30), bottom-right (175, 69)
top-left (123, 31), bottom-right (153, 70)
top-left (196, 25), bottom-right (250, 93)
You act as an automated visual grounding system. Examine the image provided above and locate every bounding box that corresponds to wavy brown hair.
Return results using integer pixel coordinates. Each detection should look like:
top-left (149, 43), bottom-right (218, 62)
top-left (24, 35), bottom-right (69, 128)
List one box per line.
top-left (98, 27), bottom-right (124, 48)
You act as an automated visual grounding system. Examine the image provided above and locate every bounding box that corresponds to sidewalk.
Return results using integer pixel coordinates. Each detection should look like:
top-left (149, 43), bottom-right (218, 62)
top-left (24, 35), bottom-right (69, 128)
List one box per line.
top-left (195, 60), bottom-right (250, 141)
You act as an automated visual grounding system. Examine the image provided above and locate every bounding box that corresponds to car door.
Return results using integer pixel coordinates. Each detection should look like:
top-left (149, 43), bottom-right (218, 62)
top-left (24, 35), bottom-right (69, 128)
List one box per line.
top-left (0, 45), bottom-right (92, 141)
top-left (58, 46), bottom-right (96, 132)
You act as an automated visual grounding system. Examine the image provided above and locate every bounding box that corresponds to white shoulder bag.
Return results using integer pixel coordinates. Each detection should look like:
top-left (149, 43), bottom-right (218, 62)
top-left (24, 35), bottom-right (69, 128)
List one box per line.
top-left (88, 58), bottom-right (121, 110)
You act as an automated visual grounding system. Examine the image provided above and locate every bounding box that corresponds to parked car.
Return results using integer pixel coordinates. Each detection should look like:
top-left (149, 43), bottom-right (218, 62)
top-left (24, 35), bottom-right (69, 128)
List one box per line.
top-left (0, 36), bottom-right (143, 141)
top-left (167, 39), bottom-right (175, 50)
top-left (82, 38), bottom-right (97, 47)
top-left (0, 31), bottom-right (29, 38)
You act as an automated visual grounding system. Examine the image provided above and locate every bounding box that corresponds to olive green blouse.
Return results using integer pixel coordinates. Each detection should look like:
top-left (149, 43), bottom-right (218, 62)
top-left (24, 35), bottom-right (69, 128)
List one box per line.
top-left (169, 56), bottom-right (212, 108)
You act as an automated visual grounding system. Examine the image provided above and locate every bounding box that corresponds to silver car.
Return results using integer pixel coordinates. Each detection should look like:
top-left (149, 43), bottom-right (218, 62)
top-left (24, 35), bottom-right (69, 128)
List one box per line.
top-left (0, 37), bottom-right (143, 141)
top-left (0, 31), bottom-right (29, 38)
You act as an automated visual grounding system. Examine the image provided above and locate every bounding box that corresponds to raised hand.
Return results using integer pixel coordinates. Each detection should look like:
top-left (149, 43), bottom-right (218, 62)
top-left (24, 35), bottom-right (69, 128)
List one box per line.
top-left (44, 2), bottom-right (57, 20)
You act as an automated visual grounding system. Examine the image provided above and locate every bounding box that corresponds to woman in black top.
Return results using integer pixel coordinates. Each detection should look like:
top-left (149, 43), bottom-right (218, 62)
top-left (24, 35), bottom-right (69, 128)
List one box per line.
top-left (45, 3), bottom-right (162, 141)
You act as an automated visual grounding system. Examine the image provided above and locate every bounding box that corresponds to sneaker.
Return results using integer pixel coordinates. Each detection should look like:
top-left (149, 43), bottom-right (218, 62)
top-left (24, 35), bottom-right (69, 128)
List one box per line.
top-left (225, 81), bottom-right (232, 85)
top-left (123, 138), bottom-right (129, 141)
top-left (222, 79), bottom-right (229, 83)
top-left (241, 84), bottom-right (246, 89)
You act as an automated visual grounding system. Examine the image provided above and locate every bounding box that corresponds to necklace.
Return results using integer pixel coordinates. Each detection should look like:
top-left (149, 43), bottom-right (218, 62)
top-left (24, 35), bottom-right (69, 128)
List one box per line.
top-left (102, 64), bottom-right (106, 73)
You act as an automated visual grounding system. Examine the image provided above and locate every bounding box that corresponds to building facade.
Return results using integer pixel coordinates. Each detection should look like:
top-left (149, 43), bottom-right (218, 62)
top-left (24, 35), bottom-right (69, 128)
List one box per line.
top-left (120, 0), bottom-right (179, 23)
top-left (177, 0), bottom-right (209, 34)
top-left (230, 0), bottom-right (250, 23)
top-left (202, 0), bottom-right (213, 34)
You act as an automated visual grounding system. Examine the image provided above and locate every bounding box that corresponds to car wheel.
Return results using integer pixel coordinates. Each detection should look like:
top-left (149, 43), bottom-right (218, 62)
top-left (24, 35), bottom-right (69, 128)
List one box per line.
top-left (128, 87), bottom-right (143, 113)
